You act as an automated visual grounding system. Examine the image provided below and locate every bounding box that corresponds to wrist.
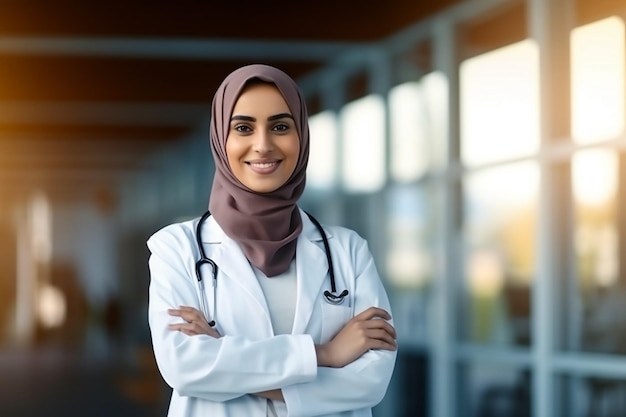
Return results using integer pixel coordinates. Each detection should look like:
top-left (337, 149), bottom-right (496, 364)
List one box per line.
top-left (315, 344), bottom-right (332, 367)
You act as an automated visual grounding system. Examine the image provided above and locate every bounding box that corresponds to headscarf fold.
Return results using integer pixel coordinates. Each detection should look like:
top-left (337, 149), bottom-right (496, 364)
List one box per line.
top-left (208, 64), bottom-right (309, 277)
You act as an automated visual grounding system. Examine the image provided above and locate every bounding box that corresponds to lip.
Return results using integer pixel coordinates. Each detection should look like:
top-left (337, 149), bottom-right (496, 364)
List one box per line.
top-left (245, 159), bottom-right (282, 174)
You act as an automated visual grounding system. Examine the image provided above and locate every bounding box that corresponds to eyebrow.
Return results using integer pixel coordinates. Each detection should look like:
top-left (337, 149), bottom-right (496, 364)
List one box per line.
top-left (230, 113), bottom-right (294, 123)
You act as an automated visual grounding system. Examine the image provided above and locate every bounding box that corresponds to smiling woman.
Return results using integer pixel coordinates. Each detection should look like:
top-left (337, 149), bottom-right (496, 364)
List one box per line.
top-left (146, 64), bottom-right (397, 417)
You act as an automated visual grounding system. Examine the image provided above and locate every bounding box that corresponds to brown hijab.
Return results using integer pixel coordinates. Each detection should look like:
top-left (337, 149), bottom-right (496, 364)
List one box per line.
top-left (208, 64), bottom-right (310, 277)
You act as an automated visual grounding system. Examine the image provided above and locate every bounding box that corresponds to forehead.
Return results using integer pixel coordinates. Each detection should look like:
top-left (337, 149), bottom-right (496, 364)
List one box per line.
top-left (232, 82), bottom-right (291, 114)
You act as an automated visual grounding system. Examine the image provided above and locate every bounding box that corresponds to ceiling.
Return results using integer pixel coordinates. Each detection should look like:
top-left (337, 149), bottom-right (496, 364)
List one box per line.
top-left (0, 0), bottom-right (468, 200)
top-left (1, 0), bottom-right (623, 202)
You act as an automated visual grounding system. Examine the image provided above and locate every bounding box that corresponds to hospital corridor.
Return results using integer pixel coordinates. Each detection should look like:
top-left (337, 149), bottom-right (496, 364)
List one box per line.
top-left (2, 0), bottom-right (626, 416)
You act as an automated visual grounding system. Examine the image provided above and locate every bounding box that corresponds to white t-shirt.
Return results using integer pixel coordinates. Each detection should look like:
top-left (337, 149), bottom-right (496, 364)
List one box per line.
top-left (253, 259), bottom-right (297, 335)
top-left (252, 259), bottom-right (297, 417)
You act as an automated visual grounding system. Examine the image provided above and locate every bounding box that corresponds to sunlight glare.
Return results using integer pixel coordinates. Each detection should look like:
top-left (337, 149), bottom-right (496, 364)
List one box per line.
top-left (460, 40), bottom-right (540, 166)
top-left (308, 110), bottom-right (338, 189)
top-left (389, 81), bottom-right (427, 182)
top-left (341, 94), bottom-right (386, 192)
top-left (571, 16), bottom-right (625, 144)
top-left (572, 149), bottom-right (617, 207)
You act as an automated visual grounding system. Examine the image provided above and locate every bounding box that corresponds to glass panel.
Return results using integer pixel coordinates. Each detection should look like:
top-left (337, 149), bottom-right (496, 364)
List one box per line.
top-left (386, 183), bottom-right (440, 346)
top-left (570, 149), bottom-right (624, 354)
top-left (460, 40), bottom-right (540, 166)
top-left (340, 94), bottom-right (385, 193)
top-left (388, 71), bottom-right (448, 182)
top-left (389, 81), bottom-right (428, 182)
top-left (422, 71), bottom-right (449, 172)
top-left (571, 16), bottom-right (625, 144)
top-left (557, 374), bottom-right (626, 417)
top-left (462, 162), bottom-right (539, 346)
top-left (308, 110), bottom-right (338, 189)
top-left (460, 363), bottom-right (532, 417)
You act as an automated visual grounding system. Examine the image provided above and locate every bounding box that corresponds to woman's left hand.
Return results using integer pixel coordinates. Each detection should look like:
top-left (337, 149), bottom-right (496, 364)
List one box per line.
top-left (168, 306), bottom-right (221, 338)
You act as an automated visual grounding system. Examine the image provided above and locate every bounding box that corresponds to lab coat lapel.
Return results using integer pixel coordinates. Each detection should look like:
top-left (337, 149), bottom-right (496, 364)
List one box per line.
top-left (200, 217), bottom-right (271, 328)
top-left (292, 214), bottom-right (330, 334)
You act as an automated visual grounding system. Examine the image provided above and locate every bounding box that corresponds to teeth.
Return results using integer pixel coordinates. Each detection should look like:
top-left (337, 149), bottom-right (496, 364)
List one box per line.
top-left (251, 162), bottom-right (277, 168)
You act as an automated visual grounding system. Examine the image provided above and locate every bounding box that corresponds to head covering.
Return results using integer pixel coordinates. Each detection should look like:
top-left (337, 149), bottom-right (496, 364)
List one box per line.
top-left (208, 64), bottom-right (309, 277)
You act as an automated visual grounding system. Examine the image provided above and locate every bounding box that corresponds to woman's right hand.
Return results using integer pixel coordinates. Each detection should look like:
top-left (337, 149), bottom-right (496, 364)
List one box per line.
top-left (315, 306), bottom-right (397, 368)
top-left (168, 306), bottom-right (222, 338)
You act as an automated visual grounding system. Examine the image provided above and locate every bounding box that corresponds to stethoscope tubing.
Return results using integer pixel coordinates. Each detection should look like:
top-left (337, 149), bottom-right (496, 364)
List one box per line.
top-left (194, 210), bottom-right (349, 327)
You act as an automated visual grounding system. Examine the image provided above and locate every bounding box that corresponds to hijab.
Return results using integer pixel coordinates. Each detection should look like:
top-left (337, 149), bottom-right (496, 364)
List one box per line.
top-left (208, 64), bottom-right (309, 277)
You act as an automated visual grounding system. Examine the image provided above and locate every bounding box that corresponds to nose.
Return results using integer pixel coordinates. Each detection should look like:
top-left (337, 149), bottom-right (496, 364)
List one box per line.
top-left (252, 130), bottom-right (274, 153)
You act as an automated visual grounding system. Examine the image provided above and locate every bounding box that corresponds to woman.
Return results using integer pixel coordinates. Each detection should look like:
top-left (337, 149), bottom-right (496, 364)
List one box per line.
top-left (147, 64), bottom-right (397, 417)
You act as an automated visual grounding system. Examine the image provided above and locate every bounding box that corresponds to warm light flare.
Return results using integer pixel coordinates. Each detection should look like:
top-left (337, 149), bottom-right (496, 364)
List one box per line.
top-left (37, 284), bottom-right (67, 328)
top-left (308, 110), bottom-right (337, 189)
top-left (571, 16), bottom-right (625, 143)
top-left (572, 149), bottom-right (617, 207)
top-left (460, 40), bottom-right (540, 166)
top-left (341, 94), bottom-right (385, 192)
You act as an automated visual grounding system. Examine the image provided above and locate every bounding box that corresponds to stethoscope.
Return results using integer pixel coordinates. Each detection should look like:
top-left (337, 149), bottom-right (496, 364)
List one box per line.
top-left (195, 210), bottom-right (349, 327)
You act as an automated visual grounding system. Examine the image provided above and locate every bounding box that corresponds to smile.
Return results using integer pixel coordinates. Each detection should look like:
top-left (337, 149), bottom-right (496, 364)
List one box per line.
top-left (246, 160), bottom-right (281, 174)
top-left (250, 161), bottom-right (278, 169)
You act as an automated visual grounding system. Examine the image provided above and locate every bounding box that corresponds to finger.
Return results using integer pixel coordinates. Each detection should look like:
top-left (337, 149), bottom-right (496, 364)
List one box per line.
top-left (369, 337), bottom-right (397, 352)
top-left (167, 308), bottom-right (199, 320)
top-left (355, 307), bottom-right (391, 321)
top-left (168, 323), bottom-right (189, 332)
top-left (168, 307), bottom-right (205, 323)
top-left (365, 328), bottom-right (397, 347)
top-left (363, 319), bottom-right (397, 339)
top-left (168, 322), bottom-right (221, 338)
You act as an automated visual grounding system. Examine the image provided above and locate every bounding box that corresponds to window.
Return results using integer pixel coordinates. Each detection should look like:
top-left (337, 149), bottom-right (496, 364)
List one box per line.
top-left (571, 17), bottom-right (625, 144)
top-left (308, 110), bottom-right (338, 190)
top-left (460, 40), bottom-right (540, 166)
top-left (340, 94), bottom-right (386, 192)
top-left (389, 71), bottom-right (448, 182)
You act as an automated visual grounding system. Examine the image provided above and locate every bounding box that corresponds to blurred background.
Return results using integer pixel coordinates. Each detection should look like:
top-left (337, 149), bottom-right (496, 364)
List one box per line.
top-left (1, 0), bottom-right (625, 416)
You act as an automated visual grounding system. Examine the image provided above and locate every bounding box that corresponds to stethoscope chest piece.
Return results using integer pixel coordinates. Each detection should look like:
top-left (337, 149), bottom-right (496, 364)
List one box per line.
top-left (324, 289), bottom-right (349, 305)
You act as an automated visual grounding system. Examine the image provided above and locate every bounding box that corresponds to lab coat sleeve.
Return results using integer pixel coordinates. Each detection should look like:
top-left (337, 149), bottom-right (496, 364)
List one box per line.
top-left (147, 226), bottom-right (318, 403)
top-left (281, 234), bottom-right (397, 417)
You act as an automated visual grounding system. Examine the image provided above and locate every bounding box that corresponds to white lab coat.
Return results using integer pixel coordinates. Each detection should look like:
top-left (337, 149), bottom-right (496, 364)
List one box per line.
top-left (147, 208), bottom-right (397, 417)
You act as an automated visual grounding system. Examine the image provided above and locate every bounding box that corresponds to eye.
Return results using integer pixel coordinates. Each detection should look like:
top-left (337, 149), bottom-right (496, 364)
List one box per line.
top-left (272, 122), bottom-right (291, 132)
top-left (233, 124), bottom-right (252, 133)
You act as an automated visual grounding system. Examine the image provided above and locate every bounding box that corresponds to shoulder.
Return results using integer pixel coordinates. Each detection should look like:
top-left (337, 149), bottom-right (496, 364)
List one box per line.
top-left (146, 218), bottom-right (199, 256)
top-left (325, 224), bottom-right (364, 246)
top-left (300, 209), bottom-right (366, 247)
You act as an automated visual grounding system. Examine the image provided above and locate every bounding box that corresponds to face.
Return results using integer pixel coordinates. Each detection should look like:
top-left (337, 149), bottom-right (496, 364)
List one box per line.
top-left (226, 82), bottom-right (300, 193)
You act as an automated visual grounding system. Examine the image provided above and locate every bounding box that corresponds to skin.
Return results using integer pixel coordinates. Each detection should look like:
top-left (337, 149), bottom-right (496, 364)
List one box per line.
top-left (225, 82), bottom-right (300, 193)
top-left (168, 81), bottom-right (397, 402)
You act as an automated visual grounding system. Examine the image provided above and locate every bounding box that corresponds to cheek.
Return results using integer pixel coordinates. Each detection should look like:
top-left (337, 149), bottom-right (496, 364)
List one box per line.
top-left (286, 137), bottom-right (301, 163)
top-left (225, 138), bottom-right (241, 166)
